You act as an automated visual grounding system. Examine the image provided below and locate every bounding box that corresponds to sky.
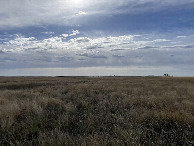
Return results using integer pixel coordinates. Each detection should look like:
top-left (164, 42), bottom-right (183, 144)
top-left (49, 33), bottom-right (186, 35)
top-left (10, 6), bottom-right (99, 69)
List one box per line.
top-left (0, 0), bottom-right (194, 76)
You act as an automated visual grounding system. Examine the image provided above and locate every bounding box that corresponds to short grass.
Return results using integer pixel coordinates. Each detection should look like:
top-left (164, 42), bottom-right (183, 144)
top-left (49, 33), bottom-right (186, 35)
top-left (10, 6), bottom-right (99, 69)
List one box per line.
top-left (0, 76), bottom-right (194, 145)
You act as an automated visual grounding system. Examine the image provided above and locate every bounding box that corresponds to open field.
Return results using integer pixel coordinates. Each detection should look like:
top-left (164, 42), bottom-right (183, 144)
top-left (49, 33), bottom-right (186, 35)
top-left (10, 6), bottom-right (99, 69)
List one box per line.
top-left (0, 76), bottom-right (194, 145)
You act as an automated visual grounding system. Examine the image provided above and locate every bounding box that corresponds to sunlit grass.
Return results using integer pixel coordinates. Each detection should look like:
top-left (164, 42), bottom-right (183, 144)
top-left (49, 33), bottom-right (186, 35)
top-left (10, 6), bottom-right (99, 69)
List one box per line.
top-left (0, 76), bottom-right (194, 145)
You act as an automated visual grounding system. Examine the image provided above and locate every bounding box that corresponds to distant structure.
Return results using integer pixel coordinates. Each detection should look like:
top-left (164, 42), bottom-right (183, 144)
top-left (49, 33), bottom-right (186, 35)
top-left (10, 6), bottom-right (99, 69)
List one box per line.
top-left (163, 74), bottom-right (169, 77)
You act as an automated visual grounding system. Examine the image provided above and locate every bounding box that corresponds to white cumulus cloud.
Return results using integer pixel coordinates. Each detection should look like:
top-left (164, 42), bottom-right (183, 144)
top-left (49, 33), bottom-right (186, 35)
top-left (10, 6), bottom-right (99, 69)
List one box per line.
top-left (69, 30), bottom-right (80, 36)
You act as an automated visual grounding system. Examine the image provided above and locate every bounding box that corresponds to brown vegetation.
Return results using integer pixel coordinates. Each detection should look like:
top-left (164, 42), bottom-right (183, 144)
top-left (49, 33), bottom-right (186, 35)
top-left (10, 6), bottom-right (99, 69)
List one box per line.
top-left (0, 76), bottom-right (194, 145)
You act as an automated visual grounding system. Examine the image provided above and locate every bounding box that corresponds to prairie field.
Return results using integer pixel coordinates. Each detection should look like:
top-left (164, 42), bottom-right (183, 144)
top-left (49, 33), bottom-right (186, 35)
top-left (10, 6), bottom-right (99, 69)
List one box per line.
top-left (0, 76), bottom-right (194, 145)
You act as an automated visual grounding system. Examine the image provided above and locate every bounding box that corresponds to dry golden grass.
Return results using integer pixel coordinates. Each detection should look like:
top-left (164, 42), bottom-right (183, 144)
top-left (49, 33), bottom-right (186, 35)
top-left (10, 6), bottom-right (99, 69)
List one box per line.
top-left (0, 76), bottom-right (194, 145)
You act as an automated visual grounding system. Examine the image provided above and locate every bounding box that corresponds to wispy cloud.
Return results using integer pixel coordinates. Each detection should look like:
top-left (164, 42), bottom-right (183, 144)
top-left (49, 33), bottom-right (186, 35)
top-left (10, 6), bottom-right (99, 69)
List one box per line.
top-left (0, 0), bottom-right (194, 29)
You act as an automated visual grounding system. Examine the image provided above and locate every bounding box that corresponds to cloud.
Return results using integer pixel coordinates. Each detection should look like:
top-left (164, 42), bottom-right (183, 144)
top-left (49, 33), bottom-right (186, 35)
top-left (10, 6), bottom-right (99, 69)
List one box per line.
top-left (162, 45), bottom-right (194, 49)
top-left (69, 30), bottom-right (80, 36)
top-left (42, 32), bottom-right (55, 35)
top-left (0, 0), bottom-right (194, 29)
top-left (85, 45), bottom-right (103, 50)
top-left (135, 55), bottom-right (143, 58)
top-left (76, 11), bottom-right (86, 16)
top-left (112, 55), bottom-right (125, 58)
top-left (137, 46), bottom-right (157, 50)
top-left (77, 52), bottom-right (107, 59)
top-left (110, 49), bottom-right (125, 51)
top-left (176, 36), bottom-right (187, 38)
top-left (0, 32), bottom-right (194, 70)
top-left (69, 37), bottom-right (90, 43)
top-left (0, 32), bottom-right (173, 54)
top-left (61, 34), bottom-right (69, 39)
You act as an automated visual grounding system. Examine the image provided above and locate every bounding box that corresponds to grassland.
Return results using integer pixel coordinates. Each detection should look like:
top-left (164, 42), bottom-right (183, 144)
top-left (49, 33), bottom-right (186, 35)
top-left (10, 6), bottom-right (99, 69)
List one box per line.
top-left (0, 76), bottom-right (194, 145)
